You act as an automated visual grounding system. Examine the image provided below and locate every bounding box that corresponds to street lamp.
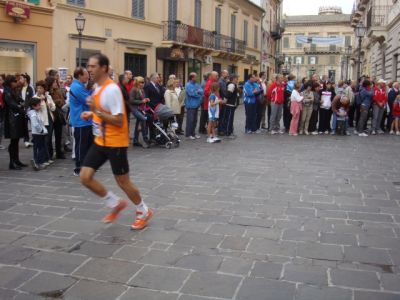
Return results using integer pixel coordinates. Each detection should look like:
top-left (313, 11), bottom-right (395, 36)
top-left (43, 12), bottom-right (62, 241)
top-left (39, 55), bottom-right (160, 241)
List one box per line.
top-left (355, 21), bottom-right (367, 81)
top-left (75, 12), bottom-right (86, 67)
top-left (345, 45), bottom-right (352, 81)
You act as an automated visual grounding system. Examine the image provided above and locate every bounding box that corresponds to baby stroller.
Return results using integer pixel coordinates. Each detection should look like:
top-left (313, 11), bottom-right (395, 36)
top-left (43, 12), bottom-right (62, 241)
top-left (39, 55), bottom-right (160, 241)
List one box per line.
top-left (149, 104), bottom-right (181, 149)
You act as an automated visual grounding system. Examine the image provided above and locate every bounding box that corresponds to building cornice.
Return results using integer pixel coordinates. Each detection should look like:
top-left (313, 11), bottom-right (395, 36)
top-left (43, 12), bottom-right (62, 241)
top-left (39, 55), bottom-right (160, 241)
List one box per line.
top-left (114, 38), bottom-right (153, 50)
top-left (69, 34), bottom-right (107, 42)
top-left (56, 3), bottom-right (162, 29)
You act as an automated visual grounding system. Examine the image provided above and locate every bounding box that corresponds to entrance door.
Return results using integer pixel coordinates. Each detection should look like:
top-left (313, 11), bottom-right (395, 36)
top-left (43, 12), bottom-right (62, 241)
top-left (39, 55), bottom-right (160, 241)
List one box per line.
top-left (213, 63), bottom-right (221, 74)
top-left (328, 70), bottom-right (336, 82)
top-left (124, 53), bottom-right (147, 77)
top-left (164, 60), bottom-right (185, 84)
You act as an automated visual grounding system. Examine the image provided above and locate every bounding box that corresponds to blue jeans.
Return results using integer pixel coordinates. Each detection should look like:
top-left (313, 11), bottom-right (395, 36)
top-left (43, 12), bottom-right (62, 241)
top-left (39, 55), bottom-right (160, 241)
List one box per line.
top-left (186, 108), bottom-right (199, 137)
top-left (132, 110), bottom-right (149, 142)
top-left (332, 114), bottom-right (349, 132)
top-left (245, 102), bottom-right (257, 132)
top-left (32, 134), bottom-right (48, 165)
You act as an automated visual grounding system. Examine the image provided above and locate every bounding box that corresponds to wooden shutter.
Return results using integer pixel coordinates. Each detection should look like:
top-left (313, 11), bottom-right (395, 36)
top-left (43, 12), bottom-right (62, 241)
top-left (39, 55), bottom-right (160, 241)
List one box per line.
top-left (215, 7), bottom-right (221, 33)
top-left (231, 14), bottom-right (236, 38)
top-left (244, 20), bottom-right (248, 45)
top-left (168, 0), bottom-right (177, 21)
top-left (194, 0), bottom-right (201, 27)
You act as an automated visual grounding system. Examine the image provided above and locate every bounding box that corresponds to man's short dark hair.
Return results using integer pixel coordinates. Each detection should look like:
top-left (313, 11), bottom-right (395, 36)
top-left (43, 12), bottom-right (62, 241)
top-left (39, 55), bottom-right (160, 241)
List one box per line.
top-left (73, 67), bottom-right (86, 79)
top-left (29, 97), bottom-right (41, 108)
top-left (362, 79), bottom-right (371, 88)
top-left (89, 53), bottom-right (109, 72)
top-left (259, 71), bottom-right (265, 78)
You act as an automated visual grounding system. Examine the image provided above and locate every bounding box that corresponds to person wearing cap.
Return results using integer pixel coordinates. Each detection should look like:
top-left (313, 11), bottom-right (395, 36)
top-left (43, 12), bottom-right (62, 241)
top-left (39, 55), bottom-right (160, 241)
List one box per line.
top-left (371, 79), bottom-right (388, 134)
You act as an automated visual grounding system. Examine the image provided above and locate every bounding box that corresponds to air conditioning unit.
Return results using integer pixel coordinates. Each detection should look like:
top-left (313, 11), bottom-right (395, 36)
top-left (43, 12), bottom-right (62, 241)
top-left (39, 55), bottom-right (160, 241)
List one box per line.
top-left (204, 55), bottom-right (213, 65)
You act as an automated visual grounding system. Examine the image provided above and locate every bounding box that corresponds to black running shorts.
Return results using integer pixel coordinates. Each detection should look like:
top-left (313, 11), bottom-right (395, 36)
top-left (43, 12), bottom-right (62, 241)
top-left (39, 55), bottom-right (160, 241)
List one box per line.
top-left (82, 144), bottom-right (129, 175)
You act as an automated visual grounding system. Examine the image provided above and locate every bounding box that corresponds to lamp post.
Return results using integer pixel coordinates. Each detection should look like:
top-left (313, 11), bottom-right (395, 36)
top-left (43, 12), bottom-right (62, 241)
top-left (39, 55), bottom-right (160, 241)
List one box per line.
top-left (355, 21), bottom-right (367, 81)
top-left (75, 13), bottom-right (86, 67)
top-left (345, 45), bottom-right (352, 81)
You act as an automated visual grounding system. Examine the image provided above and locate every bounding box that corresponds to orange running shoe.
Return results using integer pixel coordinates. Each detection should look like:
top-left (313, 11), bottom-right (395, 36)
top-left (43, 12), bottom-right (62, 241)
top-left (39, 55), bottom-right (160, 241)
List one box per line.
top-left (131, 208), bottom-right (153, 230)
top-left (102, 200), bottom-right (128, 223)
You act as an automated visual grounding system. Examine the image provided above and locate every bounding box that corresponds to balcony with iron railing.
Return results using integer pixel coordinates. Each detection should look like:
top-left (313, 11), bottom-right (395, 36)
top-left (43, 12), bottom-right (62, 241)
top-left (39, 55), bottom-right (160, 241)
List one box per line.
top-left (162, 21), bottom-right (246, 55)
top-left (366, 5), bottom-right (391, 28)
top-left (304, 45), bottom-right (343, 54)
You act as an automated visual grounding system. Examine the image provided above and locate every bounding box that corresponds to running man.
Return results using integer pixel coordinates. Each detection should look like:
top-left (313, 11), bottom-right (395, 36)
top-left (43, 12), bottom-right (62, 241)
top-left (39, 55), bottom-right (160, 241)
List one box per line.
top-left (80, 53), bottom-right (153, 230)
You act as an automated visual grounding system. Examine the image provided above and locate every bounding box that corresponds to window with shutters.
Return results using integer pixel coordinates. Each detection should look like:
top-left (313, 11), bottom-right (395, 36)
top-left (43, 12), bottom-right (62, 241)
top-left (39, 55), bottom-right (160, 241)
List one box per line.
top-left (295, 34), bottom-right (304, 48)
top-left (243, 20), bottom-right (248, 45)
top-left (309, 56), bottom-right (317, 65)
top-left (168, 0), bottom-right (177, 21)
top-left (283, 37), bottom-right (289, 48)
top-left (194, 0), bottom-right (201, 27)
top-left (231, 14), bottom-right (236, 38)
top-left (295, 56), bottom-right (302, 65)
top-left (215, 7), bottom-right (221, 33)
top-left (254, 25), bottom-right (258, 49)
top-left (67, 0), bottom-right (85, 6)
top-left (132, 0), bottom-right (145, 19)
top-left (345, 36), bottom-right (351, 47)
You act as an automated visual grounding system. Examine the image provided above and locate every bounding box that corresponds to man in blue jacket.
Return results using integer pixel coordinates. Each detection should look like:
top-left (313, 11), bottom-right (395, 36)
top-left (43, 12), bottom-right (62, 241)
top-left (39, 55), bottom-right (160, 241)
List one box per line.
top-left (185, 72), bottom-right (203, 139)
top-left (243, 74), bottom-right (263, 133)
top-left (69, 67), bottom-right (93, 176)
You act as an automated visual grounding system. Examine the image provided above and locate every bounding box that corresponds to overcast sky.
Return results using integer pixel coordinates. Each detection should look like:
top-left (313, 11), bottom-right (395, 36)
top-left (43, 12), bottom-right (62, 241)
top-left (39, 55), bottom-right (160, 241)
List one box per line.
top-left (251, 0), bottom-right (354, 15)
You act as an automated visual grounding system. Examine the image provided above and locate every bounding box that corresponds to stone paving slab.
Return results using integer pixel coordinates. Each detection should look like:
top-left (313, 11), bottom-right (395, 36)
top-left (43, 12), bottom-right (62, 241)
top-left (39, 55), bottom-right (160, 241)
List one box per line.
top-left (0, 107), bottom-right (400, 299)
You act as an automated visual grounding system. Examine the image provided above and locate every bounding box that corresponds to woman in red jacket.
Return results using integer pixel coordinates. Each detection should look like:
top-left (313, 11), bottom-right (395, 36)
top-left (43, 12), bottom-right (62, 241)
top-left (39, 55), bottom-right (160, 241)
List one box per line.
top-left (371, 79), bottom-right (388, 134)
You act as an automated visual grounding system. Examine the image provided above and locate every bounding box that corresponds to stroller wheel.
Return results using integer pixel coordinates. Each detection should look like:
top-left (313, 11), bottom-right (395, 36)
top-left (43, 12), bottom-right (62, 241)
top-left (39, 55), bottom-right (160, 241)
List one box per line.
top-left (165, 142), bottom-right (173, 149)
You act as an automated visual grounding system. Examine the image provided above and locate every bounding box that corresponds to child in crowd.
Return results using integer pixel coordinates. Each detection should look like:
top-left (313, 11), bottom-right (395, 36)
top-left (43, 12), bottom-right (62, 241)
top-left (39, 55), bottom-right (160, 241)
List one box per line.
top-left (299, 81), bottom-right (314, 135)
top-left (207, 82), bottom-right (222, 143)
top-left (289, 82), bottom-right (303, 136)
top-left (27, 97), bottom-right (49, 171)
top-left (319, 82), bottom-right (335, 134)
top-left (390, 94), bottom-right (400, 135)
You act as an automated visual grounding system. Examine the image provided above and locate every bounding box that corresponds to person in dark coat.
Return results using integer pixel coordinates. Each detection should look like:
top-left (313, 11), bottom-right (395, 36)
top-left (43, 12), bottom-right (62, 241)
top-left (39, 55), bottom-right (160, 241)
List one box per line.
top-left (144, 73), bottom-right (165, 109)
top-left (3, 75), bottom-right (28, 170)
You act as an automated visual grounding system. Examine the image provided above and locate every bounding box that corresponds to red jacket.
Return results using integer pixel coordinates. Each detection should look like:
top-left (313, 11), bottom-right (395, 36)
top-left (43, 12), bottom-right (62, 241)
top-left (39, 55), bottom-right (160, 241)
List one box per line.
top-left (373, 87), bottom-right (388, 107)
top-left (203, 78), bottom-right (216, 110)
top-left (125, 80), bottom-right (135, 95)
top-left (266, 82), bottom-right (285, 105)
top-left (0, 89), bottom-right (4, 108)
top-left (393, 101), bottom-right (400, 117)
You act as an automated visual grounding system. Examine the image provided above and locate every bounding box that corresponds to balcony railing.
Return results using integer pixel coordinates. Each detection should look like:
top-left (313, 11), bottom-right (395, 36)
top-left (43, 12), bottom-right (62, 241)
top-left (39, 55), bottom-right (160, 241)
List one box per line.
top-left (304, 46), bottom-right (343, 54)
top-left (366, 5), bottom-right (391, 27)
top-left (162, 21), bottom-right (245, 55)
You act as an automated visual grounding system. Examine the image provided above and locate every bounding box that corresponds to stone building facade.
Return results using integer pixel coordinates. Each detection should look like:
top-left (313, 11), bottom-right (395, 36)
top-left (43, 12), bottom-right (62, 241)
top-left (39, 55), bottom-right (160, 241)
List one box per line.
top-left (260, 0), bottom-right (283, 81)
top-left (281, 7), bottom-right (354, 82)
top-left (51, 0), bottom-right (264, 83)
top-left (351, 0), bottom-right (399, 81)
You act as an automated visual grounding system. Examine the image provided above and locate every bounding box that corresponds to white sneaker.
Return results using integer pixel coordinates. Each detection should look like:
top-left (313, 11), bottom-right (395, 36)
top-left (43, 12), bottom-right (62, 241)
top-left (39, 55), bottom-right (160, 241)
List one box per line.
top-left (24, 142), bottom-right (31, 148)
top-left (195, 135), bottom-right (201, 139)
top-left (279, 130), bottom-right (285, 134)
top-left (330, 131), bottom-right (335, 135)
top-left (270, 130), bottom-right (278, 135)
top-left (371, 130), bottom-right (376, 135)
top-left (346, 132), bottom-right (351, 136)
top-left (390, 130), bottom-right (394, 135)
top-left (353, 130), bottom-right (358, 135)
top-left (48, 160), bottom-right (55, 164)
top-left (171, 122), bottom-right (178, 129)
top-left (311, 131), bottom-right (318, 135)
top-left (378, 130), bottom-right (384, 134)
top-left (42, 162), bottom-right (50, 166)
top-left (299, 130), bottom-right (304, 135)
top-left (255, 130), bottom-right (261, 134)
top-left (396, 131), bottom-right (400, 136)
top-left (358, 133), bottom-right (368, 137)
top-left (212, 137), bottom-right (221, 142)
top-left (324, 131), bottom-right (329, 135)
top-left (188, 136), bottom-right (196, 140)
top-left (207, 137), bottom-right (215, 143)
top-left (304, 130), bottom-right (309, 135)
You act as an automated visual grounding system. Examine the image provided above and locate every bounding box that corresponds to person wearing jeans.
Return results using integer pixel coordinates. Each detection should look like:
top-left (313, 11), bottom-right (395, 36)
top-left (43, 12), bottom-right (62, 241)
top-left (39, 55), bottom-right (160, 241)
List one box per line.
top-left (266, 74), bottom-right (285, 134)
top-left (69, 67), bottom-right (93, 175)
top-left (371, 79), bottom-right (388, 134)
top-left (184, 72), bottom-right (203, 139)
top-left (243, 74), bottom-right (263, 133)
top-left (223, 75), bottom-right (239, 137)
top-left (357, 79), bottom-right (374, 137)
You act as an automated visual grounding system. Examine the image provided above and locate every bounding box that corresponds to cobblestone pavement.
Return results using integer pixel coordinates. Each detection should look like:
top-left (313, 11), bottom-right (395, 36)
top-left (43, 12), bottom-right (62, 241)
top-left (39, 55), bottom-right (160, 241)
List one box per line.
top-left (0, 107), bottom-right (400, 300)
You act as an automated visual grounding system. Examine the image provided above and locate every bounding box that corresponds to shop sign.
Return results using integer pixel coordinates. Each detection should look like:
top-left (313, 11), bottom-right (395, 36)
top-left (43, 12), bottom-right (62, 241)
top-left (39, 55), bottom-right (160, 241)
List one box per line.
top-left (6, 1), bottom-right (30, 19)
top-left (0, 45), bottom-right (32, 54)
